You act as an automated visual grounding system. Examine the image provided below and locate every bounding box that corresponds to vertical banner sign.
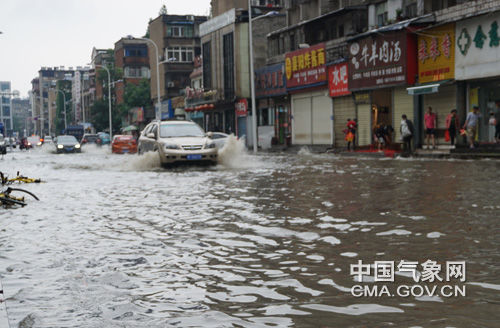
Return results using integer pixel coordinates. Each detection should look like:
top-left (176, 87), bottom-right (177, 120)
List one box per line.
top-left (285, 43), bottom-right (327, 89)
top-left (418, 23), bottom-right (455, 83)
top-left (328, 62), bottom-right (350, 97)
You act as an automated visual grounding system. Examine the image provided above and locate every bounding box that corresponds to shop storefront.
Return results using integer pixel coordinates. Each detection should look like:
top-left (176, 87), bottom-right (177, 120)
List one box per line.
top-left (286, 43), bottom-right (332, 146)
top-left (456, 13), bottom-right (500, 142)
top-left (348, 28), bottom-right (417, 146)
top-left (406, 23), bottom-right (457, 147)
top-left (328, 61), bottom-right (355, 147)
top-left (255, 63), bottom-right (289, 146)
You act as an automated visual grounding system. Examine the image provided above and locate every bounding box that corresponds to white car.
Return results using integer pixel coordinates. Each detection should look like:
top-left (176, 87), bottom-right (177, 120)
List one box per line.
top-left (138, 120), bottom-right (218, 165)
top-left (207, 132), bottom-right (229, 149)
top-left (43, 136), bottom-right (53, 144)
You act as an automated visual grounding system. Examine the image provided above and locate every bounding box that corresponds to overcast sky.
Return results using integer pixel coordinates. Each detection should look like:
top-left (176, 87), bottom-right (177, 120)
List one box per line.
top-left (0, 0), bottom-right (211, 97)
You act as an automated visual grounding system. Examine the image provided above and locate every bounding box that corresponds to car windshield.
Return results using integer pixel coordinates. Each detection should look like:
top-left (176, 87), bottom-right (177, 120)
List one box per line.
top-left (57, 136), bottom-right (78, 143)
top-left (160, 123), bottom-right (205, 138)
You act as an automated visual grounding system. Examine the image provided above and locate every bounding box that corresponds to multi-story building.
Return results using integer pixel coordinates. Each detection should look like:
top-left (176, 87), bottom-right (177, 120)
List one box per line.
top-left (195, 4), bottom-right (285, 142)
top-left (12, 97), bottom-right (32, 137)
top-left (33, 67), bottom-right (75, 137)
top-left (114, 38), bottom-right (150, 105)
top-left (148, 14), bottom-right (208, 119)
top-left (0, 81), bottom-right (14, 135)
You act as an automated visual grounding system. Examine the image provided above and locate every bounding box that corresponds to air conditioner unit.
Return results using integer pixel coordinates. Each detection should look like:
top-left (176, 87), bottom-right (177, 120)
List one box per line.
top-left (167, 82), bottom-right (175, 88)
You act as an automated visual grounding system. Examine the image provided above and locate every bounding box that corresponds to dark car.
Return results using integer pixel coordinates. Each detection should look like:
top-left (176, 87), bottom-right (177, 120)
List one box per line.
top-left (81, 134), bottom-right (101, 145)
top-left (55, 135), bottom-right (81, 153)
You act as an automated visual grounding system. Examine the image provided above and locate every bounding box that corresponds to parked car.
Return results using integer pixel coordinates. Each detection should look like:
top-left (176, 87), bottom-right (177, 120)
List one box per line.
top-left (207, 132), bottom-right (229, 149)
top-left (138, 120), bottom-right (218, 165)
top-left (112, 135), bottom-right (137, 154)
top-left (81, 134), bottom-right (101, 145)
top-left (97, 132), bottom-right (111, 145)
top-left (55, 135), bottom-right (81, 153)
top-left (27, 136), bottom-right (42, 147)
top-left (0, 134), bottom-right (7, 155)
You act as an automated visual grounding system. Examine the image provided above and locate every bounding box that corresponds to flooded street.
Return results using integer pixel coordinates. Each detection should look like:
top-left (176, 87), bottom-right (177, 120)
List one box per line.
top-left (1, 143), bottom-right (499, 327)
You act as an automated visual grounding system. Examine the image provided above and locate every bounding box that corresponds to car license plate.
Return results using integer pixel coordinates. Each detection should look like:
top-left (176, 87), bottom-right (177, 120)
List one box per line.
top-left (187, 154), bottom-right (202, 160)
top-left (122, 149), bottom-right (129, 153)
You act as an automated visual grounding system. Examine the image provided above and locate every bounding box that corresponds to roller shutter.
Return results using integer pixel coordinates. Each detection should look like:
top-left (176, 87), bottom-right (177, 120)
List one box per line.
top-left (394, 87), bottom-right (414, 141)
top-left (357, 104), bottom-right (372, 146)
top-left (333, 96), bottom-right (356, 147)
top-left (312, 94), bottom-right (332, 145)
top-left (292, 95), bottom-right (312, 145)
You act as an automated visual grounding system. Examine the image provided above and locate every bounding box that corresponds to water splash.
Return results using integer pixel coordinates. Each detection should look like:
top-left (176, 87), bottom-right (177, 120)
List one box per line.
top-left (217, 135), bottom-right (258, 169)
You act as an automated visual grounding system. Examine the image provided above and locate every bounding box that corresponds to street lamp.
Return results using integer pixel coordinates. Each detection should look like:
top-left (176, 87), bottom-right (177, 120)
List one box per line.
top-left (51, 89), bottom-right (69, 132)
top-left (126, 35), bottom-right (161, 120)
top-left (93, 64), bottom-right (113, 140)
top-left (248, 0), bottom-right (258, 153)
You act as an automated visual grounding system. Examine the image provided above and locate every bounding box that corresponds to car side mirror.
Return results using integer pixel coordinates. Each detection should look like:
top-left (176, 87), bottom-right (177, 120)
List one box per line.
top-left (206, 132), bottom-right (213, 138)
top-left (147, 133), bottom-right (155, 139)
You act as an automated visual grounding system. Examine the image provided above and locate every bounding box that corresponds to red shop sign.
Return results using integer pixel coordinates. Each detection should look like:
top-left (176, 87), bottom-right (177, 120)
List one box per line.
top-left (328, 62), bottom-right (350, 97)
top-left (235, 99), bottom-right (248, 117)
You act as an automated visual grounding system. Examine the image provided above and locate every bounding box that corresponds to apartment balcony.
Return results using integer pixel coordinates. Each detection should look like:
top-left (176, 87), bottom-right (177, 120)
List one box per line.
top-left (251, 0), bottom-right (283, 9)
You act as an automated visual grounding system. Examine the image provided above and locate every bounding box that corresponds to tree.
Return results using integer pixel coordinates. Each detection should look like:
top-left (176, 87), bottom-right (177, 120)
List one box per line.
top-left (117, 79), bottom-right (152, 126)
top-left (159, 4), bottom-right (167, 15)
top-left (90, 61), bottom-right (123, 134)
top-left (55, 80), bottom-right (71, 134)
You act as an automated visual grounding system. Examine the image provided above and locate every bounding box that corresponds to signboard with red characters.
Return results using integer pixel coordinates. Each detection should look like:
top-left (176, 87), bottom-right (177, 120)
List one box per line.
top-left (348, 31), bottom-right (417, 90)
top-left (235, 99), bottom-right (248, 117)
top-left (328, 62), bottom-right (350, 97)
top-left (285, 43), bottom-right (327, 89)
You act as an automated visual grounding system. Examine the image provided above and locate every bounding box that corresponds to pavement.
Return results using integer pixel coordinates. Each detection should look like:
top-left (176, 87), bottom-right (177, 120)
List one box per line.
top-left (0, 280), bottom-right (8, 328)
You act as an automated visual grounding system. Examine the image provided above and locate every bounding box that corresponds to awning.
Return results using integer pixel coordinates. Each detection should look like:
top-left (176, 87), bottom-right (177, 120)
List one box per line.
top-left (406, 80), bottom-right (452, 95)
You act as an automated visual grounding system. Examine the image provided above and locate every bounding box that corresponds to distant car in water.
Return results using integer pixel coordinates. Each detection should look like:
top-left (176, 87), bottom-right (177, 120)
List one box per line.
top-left (207, 132), bottom-right (229, 149)
top-left (81, 134), bottom-right (101, 145)
top-left (27, 136), bottom-right (42, 147)
top-left (112, 135), bottom-right (137, 154)
top-left (43, 136), bottom-right (53, 145)
top-left (55, 135), bottom-right (81, 153)
top-left (97, 132), bottom-right (111, 145)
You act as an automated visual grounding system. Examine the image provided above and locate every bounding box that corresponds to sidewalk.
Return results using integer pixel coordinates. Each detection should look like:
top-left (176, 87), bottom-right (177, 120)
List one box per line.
top-left (0, 280), bottom-right (8, 328)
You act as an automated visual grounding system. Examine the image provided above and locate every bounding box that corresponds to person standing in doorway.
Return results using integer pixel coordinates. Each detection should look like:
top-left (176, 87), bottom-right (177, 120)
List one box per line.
top-left (494, 100), bottom-right (500, 143)
top-left (445, 109), bottom-right (460, 147)
top-left (463, 105), bottom-right (481, 149)
top-left (400, 114), bottom-right (415, 155)
top-left (424, 106), bottom-right (437, 149)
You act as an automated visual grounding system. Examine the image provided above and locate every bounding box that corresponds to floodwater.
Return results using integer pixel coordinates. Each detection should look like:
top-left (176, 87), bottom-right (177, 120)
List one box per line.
top-left (0, 139), bottom-right (499, 327)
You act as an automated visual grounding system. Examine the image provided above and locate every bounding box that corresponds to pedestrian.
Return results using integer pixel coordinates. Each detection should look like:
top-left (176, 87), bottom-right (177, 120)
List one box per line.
top-left (374, 124), bottom-right (386, 151)
top-left (494, 100), bottom-right (500, 143)
top-left (345, 118), bottom-right (357, 151)
top-left (445, 109), bottom-right (460, 146)
top-left (488, 112), bottom-right (497, 142)
top-left (400, 114), bottom-right (414, 155)
top-left (463, 105), bottom-right (481, 149)
top-left (424, 106), bottom-right (437, 149)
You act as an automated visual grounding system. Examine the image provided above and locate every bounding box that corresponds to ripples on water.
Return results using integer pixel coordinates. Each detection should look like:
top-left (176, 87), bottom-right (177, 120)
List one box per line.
top-left (0, 142), bottom-right (499, 327)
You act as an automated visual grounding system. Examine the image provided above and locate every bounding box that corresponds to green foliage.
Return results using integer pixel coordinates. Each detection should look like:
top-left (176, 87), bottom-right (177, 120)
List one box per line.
top-left (159, 4), bottom-right (167, 15)
top-left (55, 80), bottom-right (71, 134)
top-left (124, 79), bottom-right (151, 109)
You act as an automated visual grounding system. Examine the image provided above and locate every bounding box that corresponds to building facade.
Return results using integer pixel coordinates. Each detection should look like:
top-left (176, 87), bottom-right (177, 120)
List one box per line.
top-left (148, 14), bottom-right (207, 119)
top-left (0, 81), bottom-right (14, 135)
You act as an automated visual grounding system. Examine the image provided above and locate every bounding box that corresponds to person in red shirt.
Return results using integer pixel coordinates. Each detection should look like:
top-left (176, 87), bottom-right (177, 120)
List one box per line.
top-left (424, 106), bottom-right (437, 149)
top-left (345, 118), bottom-right (357, 151)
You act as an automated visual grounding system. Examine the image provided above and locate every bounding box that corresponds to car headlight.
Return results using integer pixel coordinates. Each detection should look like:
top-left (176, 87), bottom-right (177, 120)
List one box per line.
top-left (75, 144), bottom-right (81, 149)
top-left (164, 143), bottom-right (180, 150)
top-left (206, 142), bottom-right (216, 149)
top-left (37, 142), bottom-right (42, 146)
top-left (57, 144), bottom-right (63, 149)
top-left (27, 142), bottom-right (31, 146)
